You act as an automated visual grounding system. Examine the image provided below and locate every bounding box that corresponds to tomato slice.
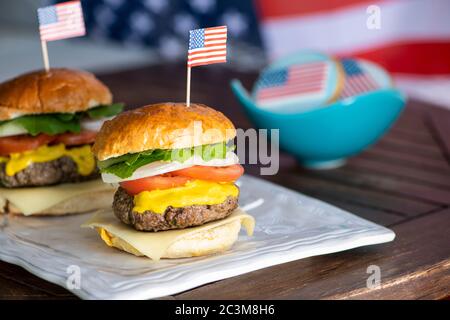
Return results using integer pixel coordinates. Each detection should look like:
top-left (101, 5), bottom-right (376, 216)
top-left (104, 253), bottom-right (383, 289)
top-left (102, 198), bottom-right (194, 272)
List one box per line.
top-left (54, 130), bottom-right (97, 146)
top-left (172, 164), bottom-right (244, 182)
top-left (120, 174), bottom-right (192, 195)
top-left (0, 134), bottom-right (55, 156)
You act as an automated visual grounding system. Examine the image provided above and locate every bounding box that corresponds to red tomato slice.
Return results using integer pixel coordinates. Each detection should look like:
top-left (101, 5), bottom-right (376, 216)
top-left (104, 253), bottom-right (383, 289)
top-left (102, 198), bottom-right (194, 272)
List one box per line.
top-left (0, 134), bottom-right (55, 156)
top-left (172, 164), bottom-right (244, 182)
top-left (120, 174), bottom-right (192, 195)
top-left (54, 130), bottom-right (97, 146)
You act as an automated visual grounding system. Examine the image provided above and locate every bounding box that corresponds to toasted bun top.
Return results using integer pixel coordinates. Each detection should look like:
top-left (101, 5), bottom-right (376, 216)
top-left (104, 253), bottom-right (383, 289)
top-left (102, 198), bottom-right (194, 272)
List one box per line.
top-left (0, 68), bottom-right (112, 121)
top-left (93, 103), bottom-right (236, 161)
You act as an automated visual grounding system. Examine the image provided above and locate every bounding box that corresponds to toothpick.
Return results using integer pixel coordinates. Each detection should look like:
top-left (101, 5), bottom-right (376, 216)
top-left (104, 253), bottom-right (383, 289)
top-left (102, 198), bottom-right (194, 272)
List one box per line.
top-left (186, 66), bottom-right (191, 107)
top-left (41, 40), bottom-right (50, 72)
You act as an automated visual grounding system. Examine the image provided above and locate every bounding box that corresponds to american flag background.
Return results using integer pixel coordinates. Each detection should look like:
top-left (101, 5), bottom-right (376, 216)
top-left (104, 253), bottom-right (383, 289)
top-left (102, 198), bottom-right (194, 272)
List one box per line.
top-left (255, 0), bottom-right (450, 107)
top-left (255, 62), bottom-right (328, 105)
top-left (188, 26), bottom-right (227, 67)
top-left (18, 0), bottom-right (450, 108)
top-left (38, 1), bottom-right (85, 42)
top-left (340, 59), bottom-right (379, 98)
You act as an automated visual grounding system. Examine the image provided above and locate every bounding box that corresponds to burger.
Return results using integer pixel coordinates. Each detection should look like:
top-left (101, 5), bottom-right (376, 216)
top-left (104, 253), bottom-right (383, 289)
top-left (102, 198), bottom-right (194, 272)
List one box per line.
top-left (84, 103), bottom-right (254, 260)
top-left (0, 68), bottom-right (122, 216)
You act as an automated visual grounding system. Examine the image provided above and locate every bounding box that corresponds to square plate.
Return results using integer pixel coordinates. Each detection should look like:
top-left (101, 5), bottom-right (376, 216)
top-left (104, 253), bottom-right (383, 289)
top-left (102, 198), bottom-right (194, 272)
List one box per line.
top-left (0, 175), bottom-right (395, 299)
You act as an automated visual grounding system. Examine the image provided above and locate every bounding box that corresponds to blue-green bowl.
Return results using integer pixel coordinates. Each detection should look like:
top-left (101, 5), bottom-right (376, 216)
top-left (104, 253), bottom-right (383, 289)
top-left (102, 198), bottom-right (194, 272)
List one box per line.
top-left (231, 79), bottom-right (406, 169)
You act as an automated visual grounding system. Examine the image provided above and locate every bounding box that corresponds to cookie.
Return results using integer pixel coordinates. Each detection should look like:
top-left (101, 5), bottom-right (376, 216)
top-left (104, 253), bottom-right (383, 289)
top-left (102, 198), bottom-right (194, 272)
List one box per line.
top-left (253, 52), bottom-right (344, 113)
top-left (339, 58), bottom-right (392, 99)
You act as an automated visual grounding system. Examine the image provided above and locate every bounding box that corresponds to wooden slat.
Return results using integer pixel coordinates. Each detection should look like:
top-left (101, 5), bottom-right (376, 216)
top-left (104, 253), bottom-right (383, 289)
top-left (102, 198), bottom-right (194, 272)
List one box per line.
top-left (362, 147), bottom-right (450, 174)
top-left (387, 127), bottom-right (436, 146)
top-left (258, 171), bottom-right (438, 217)
top-left (347, 156), bottom-right (450, 189)
top-left (375, 137), bottom-right (446, 161)
top-left (174, 208), bottom-right (450, 300)
top-left (0, 261), bottom-right (75, 299)
top-left (305, 166), bottom-right (450, 205)
top-left (309, 196), bottom-right (405, 226)
top-left (395, 110), bottom-right (428, 131)
top-left (428, 106), bottom-right (450, 160)
top-left (0, 275), bottom-right (54, 299)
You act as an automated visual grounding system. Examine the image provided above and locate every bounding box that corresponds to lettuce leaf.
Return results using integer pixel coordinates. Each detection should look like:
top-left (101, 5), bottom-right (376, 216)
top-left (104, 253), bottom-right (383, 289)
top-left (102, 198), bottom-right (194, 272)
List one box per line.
top-left (99, 142), bottom-right (231, 179)
top-left (4, 114), bottom-right (81, 136)
top-left (86, 103), bottom-right (124, 119)
top-left (0, 103), bottom-right (124, 136)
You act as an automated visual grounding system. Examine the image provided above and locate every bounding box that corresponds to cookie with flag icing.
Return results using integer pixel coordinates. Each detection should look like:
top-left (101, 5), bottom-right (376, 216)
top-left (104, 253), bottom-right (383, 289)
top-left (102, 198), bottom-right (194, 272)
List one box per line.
top-left (339, 58), bottom-right (392, 100)
top-left (252, 52), bottom-right (344, 113)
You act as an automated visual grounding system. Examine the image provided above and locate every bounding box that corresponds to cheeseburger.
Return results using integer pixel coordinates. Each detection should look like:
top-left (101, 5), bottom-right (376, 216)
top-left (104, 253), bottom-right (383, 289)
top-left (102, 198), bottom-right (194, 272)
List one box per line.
top-left (85, 103), bottom-right (254, 260)
top-left (0, 68), bottom-right (122, 216)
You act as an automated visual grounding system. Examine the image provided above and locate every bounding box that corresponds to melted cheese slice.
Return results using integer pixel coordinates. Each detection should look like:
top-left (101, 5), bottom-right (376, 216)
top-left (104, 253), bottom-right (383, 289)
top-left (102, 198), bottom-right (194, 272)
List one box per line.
top-left (82, 208), bottom-right (255, 261)
top-left (3, 144), bottom-right (95, 176)
top-left (0, 179), bottom-right (115, 215)
top-left (133, 180), bottom-right (239, 214)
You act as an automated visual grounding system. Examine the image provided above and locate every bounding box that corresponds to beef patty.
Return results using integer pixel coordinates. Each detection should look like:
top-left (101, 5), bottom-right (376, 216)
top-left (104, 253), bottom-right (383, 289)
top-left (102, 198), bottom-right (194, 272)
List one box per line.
top-left (0, 156), bottom-right (99, 188)
top-left (113, 186), bottom-right (239, 231)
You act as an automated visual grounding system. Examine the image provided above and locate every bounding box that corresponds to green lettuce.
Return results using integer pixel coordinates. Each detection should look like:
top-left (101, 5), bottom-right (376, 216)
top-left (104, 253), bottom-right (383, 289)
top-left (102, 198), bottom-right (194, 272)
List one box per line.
top-left (0, 103), bottom-right (124, 136)
top-left (99, 142), bottom-right (232, 179)
top-left (86, 103), bottom-right (124, 119)
top-left (2, 114), bottom-right (81, 136)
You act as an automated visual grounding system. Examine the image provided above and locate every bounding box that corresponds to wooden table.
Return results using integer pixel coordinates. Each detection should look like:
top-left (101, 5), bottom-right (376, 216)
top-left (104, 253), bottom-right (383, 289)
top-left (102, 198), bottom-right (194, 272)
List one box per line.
top-left (1, 65), bottom-right (449, 299)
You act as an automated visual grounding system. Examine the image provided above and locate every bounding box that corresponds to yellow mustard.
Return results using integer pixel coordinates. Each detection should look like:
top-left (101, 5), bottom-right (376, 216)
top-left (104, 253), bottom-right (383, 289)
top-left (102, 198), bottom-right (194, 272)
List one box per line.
top-left (3, 144), bottom-right (95, 176)
top-left (133, 180), bottom-right (239, 214)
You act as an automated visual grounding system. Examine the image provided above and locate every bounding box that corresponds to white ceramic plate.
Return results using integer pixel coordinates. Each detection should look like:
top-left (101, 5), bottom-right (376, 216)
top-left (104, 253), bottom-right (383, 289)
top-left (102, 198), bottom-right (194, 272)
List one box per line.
top-left (0, 175), bottom-right (395, 299)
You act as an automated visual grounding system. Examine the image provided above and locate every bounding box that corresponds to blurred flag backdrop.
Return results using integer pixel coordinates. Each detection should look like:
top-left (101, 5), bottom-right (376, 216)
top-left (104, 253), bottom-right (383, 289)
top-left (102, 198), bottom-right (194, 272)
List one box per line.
top-left (54, 0), bottom-right (450, 106)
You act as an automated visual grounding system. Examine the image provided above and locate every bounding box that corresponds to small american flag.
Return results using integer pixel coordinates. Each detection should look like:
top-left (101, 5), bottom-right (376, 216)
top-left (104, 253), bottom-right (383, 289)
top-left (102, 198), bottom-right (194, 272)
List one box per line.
top-left (37, 1), bottom-right (85, 42)
top-left (340, 59), bottom-right (379, 98)
top-left (255, 62), bottom-right (328, 104)
top-left (188, 26), bottom-right (227, 67)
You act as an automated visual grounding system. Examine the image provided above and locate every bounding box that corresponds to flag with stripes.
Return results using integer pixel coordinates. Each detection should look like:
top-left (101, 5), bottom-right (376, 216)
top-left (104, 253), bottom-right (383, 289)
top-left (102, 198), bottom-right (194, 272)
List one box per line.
top-left (340, 59), bottom-right (379, 98)
top-left (37, 1), bottom-right (85, 42)
top-left (255, 62), bottom-right (328, 104)
top-left (188, 26), bottom-right (227, 67)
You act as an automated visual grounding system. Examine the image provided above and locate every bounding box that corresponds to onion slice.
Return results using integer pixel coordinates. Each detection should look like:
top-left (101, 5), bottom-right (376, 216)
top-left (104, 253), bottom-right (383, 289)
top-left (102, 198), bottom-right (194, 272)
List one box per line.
top-left (80, 116), bottom-right (114, 132)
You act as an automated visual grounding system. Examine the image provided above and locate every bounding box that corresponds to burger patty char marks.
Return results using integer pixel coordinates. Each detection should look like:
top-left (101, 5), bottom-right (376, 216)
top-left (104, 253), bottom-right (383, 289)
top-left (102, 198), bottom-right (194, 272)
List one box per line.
top-left (113, 187), bottom-right (239, 232)
top-left (0, 156), bottom-right (99, 188)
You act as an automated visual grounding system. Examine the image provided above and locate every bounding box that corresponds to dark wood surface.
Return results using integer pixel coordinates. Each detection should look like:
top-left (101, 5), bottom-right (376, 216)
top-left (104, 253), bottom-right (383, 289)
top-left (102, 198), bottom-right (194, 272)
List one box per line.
top-left (0, 65), bottom-right (449, 299)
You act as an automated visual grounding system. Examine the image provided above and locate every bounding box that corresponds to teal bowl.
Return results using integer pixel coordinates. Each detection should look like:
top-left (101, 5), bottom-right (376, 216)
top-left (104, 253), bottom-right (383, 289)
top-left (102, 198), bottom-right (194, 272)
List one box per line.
top-left (231, 79), bottom-right (407, 169)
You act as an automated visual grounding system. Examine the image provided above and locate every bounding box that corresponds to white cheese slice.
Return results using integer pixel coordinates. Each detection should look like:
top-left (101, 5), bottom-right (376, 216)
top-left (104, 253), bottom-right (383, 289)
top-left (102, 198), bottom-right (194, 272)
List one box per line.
top-left (82, 208), bottom-right (255, 261)
top-left (0, 179), bottom-right (116, 216)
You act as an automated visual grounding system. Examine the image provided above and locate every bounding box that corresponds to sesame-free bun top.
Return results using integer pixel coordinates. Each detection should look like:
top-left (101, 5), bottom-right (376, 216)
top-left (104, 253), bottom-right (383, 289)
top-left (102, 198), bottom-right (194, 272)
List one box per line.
top-left (0, 68), bottom-right (112, 121)
top-left (93, 103), bottom-right (236, 161)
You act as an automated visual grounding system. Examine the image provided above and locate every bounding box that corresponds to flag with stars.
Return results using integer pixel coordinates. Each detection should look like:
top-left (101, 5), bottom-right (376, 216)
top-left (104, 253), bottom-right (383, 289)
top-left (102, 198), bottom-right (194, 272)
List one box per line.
top-left (340, 59), bottom-right (379, 98)
top-left (188, 26), bottom-right (227, 67)
top-left (255, 62), bottom-right (329, 105)
top-left (38, 1), bottom-right (85, 42)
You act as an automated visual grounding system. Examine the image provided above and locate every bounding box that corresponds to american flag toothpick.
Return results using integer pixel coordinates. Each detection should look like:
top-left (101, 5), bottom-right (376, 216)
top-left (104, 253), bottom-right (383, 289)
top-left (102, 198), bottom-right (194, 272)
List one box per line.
top-left (186, 26), bottom-right (228, 106)
top-left (37, 1), bottom-right (86, 71)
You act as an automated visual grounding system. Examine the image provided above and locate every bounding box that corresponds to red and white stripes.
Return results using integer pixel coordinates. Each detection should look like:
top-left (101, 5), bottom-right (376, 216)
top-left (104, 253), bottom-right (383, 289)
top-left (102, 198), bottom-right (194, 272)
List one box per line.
top-left (39, 1), bottom-right (85, 42)
top-left (257, 0), bottom-right (450, 75)
top-left (188, 26), bottom-right (227, 68)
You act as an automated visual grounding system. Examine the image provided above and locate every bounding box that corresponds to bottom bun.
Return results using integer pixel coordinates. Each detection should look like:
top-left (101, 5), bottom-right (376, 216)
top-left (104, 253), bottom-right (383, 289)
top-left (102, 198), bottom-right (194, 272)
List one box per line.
top-left (165, 220), bottom-right (241, 258)
top-left (102, 219), bottom-right (241, 259)
top-left (1, 189), bottom-right (114, 216)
